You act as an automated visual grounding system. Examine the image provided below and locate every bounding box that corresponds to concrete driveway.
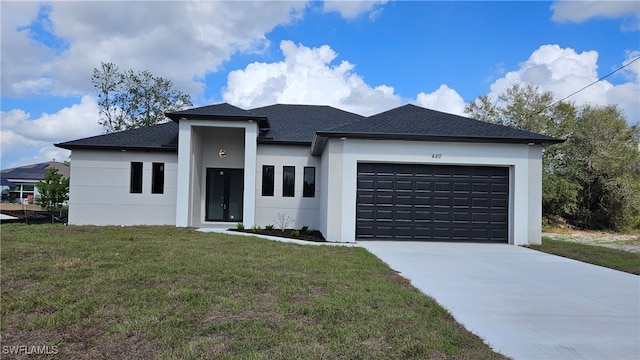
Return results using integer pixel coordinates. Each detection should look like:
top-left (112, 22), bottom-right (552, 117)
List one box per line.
top-left (359, 242), bottom-right (640, 360)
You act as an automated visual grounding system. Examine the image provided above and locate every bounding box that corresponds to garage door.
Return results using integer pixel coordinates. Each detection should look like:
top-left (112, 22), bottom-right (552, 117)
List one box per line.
top-left (356, 163), bottom-right (509, 242)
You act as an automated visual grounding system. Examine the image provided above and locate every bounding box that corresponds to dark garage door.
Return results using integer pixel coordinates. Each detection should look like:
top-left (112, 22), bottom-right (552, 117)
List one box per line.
top-left (356, 163), bottom-right (509, 242)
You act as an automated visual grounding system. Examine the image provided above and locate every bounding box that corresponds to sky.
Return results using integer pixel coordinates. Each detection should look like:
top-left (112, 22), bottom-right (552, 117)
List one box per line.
top-left (1, 0), bottom-right (639, 169)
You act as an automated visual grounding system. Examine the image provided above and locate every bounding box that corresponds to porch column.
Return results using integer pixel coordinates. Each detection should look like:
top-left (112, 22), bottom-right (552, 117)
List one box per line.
top-left (176, 121), bottom-right (192, 227)
top-left (242, 123), bottom-right (258, 227)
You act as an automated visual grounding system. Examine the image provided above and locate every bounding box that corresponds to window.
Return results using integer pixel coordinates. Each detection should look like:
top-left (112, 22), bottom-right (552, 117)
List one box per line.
top-left (303, 167), bottom-right (315, 198)
top-left (130, 162), bottom-right (143, 193)
top-left (262, 165), bottom-right (274, 196)
top-left (152, 163), bottom-right (164, 194)
top-left (283, 166), bottom-right (295, 197)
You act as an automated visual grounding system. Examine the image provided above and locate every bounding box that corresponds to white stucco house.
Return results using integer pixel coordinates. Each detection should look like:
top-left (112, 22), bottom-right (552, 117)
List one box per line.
top-left (55, 103), bottom-right (561, 245)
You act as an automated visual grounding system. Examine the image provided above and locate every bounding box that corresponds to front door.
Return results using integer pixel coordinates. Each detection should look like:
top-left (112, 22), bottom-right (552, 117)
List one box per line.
top-left (206, 168), bottom-right (244, 222)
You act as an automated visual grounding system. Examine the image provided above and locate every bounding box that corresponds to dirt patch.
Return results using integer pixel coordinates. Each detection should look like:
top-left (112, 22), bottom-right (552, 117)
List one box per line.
top-left (543, 230), bottom-right (640, 253)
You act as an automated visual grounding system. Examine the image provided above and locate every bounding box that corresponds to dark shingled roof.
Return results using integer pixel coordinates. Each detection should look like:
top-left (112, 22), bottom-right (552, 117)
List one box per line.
top-left (55, 122), bottom-right (178, 152)
top-left (310, 104), bottom-right (562, 154)
top-left (1, 161), bottom-right (70, 180)
top-left (55, 103), bottom-right (563, 153)
top-left (166, 103), bottom-right (270, 129)
top-left (251, 104), bottom-right (365, 144)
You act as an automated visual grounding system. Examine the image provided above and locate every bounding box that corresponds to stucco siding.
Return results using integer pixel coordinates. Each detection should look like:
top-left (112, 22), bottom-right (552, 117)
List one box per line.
top-left (68, 150), bottom-right (177, 225)
top-left (321, 138), bottom-right (541, 244)
top-left (255, 145), bottom-right (321, 230)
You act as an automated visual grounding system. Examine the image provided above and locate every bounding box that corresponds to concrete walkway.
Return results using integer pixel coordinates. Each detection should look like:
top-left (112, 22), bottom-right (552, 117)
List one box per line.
top-left (359, 242), bottom-right (640, 360)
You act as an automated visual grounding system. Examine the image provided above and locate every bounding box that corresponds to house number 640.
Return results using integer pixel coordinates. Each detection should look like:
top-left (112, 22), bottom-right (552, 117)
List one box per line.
top-left (432, 153), bottom-right (442, 159)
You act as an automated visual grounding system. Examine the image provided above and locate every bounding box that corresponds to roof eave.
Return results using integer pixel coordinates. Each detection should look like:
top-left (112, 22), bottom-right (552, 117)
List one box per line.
top-left (54, 143), bottom-right (178, 153)
top-left (313, 131), bottom-right (565, 149)
top-left (257, 138), bottom-right (312, 147)
top-left (165, 113), bottom-right (270, 129)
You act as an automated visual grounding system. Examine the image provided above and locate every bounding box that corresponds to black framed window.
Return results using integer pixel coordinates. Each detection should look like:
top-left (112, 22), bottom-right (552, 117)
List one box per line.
top-left (262, 165), bottom-right (274, 196)
top-left (130, 162), bottom-right (143, 193)
top-left (303, 167), bottom-right (315, 198)
top-left (152, 163), bottom-right (164, 194)
top-left (283, 166), bottom-right (295, 197)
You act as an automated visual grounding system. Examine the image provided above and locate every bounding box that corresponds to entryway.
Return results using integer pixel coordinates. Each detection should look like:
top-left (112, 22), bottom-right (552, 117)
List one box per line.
top-left (206, 168), bottom-right (244, 222)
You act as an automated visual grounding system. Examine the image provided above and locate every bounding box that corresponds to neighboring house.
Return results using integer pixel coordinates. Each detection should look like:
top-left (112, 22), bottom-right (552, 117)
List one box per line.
top-left (55, 103), bottom-right (561, 245)
top-left (0, 161), bottom-right (70, 204)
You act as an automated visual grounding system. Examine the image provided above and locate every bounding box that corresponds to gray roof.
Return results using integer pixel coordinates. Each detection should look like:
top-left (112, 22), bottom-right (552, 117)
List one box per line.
top-left (316, 104), bottom-right (561, 143)
top-left (56, 122), bottom-right (178, 151)
top-left (251, 104), bottom-right (365, 144)
top-left (55, 103), bottom-right (563, 154)
top-left (1, 161), bottom-right (70, 181)
top-left (166, 103), bottom-right (270, 128)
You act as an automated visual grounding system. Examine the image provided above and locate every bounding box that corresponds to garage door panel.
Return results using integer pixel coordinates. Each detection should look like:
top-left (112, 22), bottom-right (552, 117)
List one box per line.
top-left (414, 195), bottom-right (431, 205)
top-left (414, 210), bottom-right (431, 221)
top-left (434, 182), bottom-right (451, 192)
top-left (491, 198), bottom-right (508, 208)
top-left (395, 195), bottom-right (413, 206)
top-left (357, 163), bottom-right (508, 242)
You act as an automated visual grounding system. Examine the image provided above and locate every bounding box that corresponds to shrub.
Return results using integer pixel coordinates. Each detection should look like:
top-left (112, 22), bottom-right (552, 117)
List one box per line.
top-left (265, 224), bottom-right (275, 230)
top-left (236, 223), bottom-right (245, 230)
top-left (290, 230), bottom-right (300, 237)
top-left (276, 212), bottom-right (294, 232)
top-left (251, 225), bottom-right (262, 233)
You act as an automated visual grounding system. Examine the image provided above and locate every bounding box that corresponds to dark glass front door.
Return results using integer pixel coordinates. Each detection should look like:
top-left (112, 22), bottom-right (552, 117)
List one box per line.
top-left (206, 168), bottom-right (244, 222)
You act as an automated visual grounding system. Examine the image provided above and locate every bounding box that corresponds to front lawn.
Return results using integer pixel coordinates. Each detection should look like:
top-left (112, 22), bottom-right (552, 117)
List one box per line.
top-left (1, 225), bottom-right (505, 359)
top-left (528, 237), bottom-right (640, 275)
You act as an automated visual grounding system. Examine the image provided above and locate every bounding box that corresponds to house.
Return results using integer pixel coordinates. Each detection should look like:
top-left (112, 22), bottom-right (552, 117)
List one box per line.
top-left (0, 161), bottom-right (70, 204)
top-left (55, 103), bottom-right (561, 245)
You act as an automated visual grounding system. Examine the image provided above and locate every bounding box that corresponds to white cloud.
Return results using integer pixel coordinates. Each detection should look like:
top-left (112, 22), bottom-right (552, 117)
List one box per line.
top-left (323, 0), bottom-right (388, 20)
top-left (1, 1), bottom-right (308, 97)
top-left (415, 85), bottom-right (466, 116)
top-left (487, 44), bottom-right (639, 124)
top-left (0, 96), bottom-right (101, 168)
top-left (551, 0), bottom-right (639, 30)
top-left (223, 40), bottom-right (402, 115)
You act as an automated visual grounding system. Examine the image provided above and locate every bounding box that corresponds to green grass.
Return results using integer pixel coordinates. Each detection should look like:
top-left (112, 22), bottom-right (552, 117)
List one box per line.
top-left (1, 224), bottom-right (505, 359)
top-left (529, 237), bottom-right (640, 275)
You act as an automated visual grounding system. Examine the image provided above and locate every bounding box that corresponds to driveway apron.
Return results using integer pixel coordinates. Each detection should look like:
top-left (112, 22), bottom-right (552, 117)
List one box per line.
top-left (359, 242), bottom-right (640, 360)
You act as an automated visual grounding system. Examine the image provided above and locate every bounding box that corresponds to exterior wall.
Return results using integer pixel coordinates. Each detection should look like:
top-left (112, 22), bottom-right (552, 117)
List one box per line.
top-left (527, 145), bottom-right (543, 245)
top-left (194, 127), bottom-right (245, 227)
top-left (318, 140), bottom-right (344, 242)
top-left (176, 119), bottom-right (257, 227)
top-left (255, 144), bottom-right (321, 229)
top-left (68, 150), bottom-right (177, 225)
top-left (319, 138), bottom-right (542, 245)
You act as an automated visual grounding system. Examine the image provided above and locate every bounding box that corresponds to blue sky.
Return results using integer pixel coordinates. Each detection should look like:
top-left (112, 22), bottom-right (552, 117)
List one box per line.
top-left (1, 1), bottom-right (639, 169)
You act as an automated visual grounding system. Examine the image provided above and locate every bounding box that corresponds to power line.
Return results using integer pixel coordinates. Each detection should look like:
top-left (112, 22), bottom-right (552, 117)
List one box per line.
top-left (539, 55), bottom-right (640, 114)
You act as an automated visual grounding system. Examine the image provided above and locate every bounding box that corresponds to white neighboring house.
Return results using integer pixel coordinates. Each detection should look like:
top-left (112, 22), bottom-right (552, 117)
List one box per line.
top-left (0, 161), bottom-right (70, 204)
top-left (55, 103), bottom-right (562, 245)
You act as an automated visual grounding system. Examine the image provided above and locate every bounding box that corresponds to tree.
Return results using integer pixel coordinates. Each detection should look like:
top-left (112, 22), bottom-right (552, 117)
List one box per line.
top-left (565, 106), bottom-right (640, 230)
top-left (466, 83), bottom-right (640, 230)
top-left (466, 83), bottom-right (580, 221)
top-left (36, 168), bottom-right (70, 215)
top-left (92, 62), bottom-right (192, 133)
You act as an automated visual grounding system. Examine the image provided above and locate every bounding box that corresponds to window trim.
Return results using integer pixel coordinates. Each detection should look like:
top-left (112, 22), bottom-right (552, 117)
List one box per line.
top-left (130, 162), bottom-right (143, 194)
top-left (282, 166), bottom-right (295, 197)
top-left (303, 166), bottom-right (315, 198)
top-left (151, 162), bottom-right (165, 194)
top-left (262, 165), bottom-right (274, 197)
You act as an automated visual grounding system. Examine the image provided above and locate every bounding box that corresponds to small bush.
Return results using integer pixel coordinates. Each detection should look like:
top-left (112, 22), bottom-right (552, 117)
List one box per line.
top-left (251, 225), bottom-right (262, 233)
top-left (265, 224), bottom-right (275, 230)
top-left (300, 225), bottom-right (312, 235)
top-left (276, 212), bottom-right (294, 232)
top-left (236, 223), bottom-right (245, 230)
top-left (290, 230), bottom-right (300, 237)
